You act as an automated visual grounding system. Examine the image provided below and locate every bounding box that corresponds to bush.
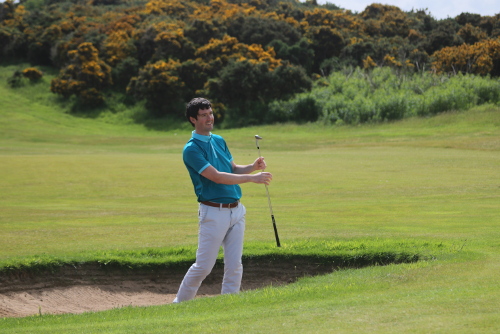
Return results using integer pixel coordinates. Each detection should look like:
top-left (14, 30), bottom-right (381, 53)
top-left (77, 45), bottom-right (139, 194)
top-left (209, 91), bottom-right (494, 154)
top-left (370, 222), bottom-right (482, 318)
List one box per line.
top-left (22, 67), bottom-right (43, 81)
top-left (223, 101), bottom-right (267, 127)
top-left (79, 88), bottom-right (105, 107)
top-left (50, 43), bottom-right (112, 107)
top-left (112, 57), bottom-right (139, 89)
top-left (464, 75), bottom-right (500, 104)
top-left (375, 93), bottom-right (408, 121)
top-left (267, 96), bottom-right (321, 124)
top-left (126, 59), bottom-right (186, 116)
top-left (207, 60), bottom-right (312, 126)
top-left (272, 67), bottom-right (500, 125)
top-left (7, 70), bottom-right (24, 88)
top-left (421, 85), bottom-right (472, 116)
top-left (294, 97), bottom-right (322, 123)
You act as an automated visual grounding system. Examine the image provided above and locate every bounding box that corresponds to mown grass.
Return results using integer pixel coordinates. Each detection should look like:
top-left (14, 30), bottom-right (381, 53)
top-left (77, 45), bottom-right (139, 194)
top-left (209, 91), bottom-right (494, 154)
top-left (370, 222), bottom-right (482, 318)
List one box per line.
top-left (0, 64), bottom-right (499, 333)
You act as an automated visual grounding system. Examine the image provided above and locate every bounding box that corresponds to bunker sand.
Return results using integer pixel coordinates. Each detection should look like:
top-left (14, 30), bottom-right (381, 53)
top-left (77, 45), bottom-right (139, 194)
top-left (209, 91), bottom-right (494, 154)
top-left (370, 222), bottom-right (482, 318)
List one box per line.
top-left (1, 261), bottom-right (334, 317)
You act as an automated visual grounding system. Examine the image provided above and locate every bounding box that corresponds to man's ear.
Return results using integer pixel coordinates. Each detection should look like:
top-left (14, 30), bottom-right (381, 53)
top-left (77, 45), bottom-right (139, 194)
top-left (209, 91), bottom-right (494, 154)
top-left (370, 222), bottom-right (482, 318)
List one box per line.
top-left (189, 116), bottom-right (196, 125)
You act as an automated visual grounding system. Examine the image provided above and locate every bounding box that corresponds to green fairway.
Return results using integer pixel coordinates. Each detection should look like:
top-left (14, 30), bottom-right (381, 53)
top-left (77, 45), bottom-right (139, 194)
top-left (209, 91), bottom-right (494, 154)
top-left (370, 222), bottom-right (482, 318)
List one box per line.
top-left (0, 72), bottom-right (499, 332)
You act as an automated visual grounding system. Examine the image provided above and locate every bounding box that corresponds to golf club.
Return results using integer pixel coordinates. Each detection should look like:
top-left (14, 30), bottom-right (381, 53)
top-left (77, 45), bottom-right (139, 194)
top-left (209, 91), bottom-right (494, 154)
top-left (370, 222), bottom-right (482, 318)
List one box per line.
top-left (255, 135), bottom-right (281, 247)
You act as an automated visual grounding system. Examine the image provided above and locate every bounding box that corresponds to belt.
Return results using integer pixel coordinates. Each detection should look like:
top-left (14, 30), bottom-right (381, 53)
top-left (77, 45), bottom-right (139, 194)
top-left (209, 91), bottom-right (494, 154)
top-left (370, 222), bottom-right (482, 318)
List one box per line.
top-left (200, 201), bottom-right (239, 208)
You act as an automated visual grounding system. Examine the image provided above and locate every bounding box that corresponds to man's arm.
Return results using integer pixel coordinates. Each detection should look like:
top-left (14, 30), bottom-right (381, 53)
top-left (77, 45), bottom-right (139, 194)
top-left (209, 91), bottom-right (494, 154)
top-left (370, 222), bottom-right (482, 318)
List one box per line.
top-left (232, 157), bottom-right (267, 175)
top-left (200, 160), bottom-right (272, 185)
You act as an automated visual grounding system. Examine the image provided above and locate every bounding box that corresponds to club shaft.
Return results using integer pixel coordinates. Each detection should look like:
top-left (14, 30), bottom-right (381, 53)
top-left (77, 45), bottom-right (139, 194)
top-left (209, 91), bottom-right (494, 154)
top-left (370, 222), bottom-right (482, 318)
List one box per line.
top-left (265, 185), bottom-right (273, 216)
top-left (257, 142), bottom-right (281, 247)
top-left (266, 186), bottom-right (281, 247)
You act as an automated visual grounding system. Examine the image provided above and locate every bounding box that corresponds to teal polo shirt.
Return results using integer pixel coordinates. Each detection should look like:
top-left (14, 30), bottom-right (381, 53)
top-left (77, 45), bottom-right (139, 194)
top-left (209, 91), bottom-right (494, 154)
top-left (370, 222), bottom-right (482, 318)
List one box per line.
top-left (183, 131), bottom-right (242, 203)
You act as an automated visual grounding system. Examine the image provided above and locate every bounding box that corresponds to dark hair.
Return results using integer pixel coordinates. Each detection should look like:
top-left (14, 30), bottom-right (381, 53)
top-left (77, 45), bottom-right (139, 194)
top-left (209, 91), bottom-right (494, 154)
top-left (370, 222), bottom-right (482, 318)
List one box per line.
top-left (186, 97), bottom-right (211, 127)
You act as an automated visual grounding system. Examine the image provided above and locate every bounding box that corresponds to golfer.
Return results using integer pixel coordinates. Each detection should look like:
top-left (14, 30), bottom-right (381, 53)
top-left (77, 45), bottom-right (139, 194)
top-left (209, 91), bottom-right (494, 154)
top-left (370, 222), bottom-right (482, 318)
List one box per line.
top-left (173, 97), bottom-right (273, 303)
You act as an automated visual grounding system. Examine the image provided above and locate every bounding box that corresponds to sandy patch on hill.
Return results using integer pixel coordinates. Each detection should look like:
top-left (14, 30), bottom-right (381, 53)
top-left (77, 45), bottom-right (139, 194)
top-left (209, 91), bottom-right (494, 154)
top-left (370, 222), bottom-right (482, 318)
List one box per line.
top-left (0, 260), bottom-right (334, 318)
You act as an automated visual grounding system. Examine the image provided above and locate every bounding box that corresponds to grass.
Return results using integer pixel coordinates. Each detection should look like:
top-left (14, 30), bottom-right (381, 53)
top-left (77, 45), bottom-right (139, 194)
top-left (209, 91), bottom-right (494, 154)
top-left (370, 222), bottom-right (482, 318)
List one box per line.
top-left (0, 64), bottom-right (499, 332)
top-left (0, 239), bottom-right (427, 278)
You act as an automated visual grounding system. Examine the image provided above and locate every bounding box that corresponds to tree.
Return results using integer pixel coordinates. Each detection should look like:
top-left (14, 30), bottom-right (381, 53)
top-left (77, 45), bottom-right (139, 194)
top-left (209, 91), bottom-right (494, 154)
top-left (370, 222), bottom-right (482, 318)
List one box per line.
top-left (205, 59), bottom-right (311, 125)
top-left (111, 56), bottom-right (139, 89)
top-left (304, 8), bottom-right (360, 30)
top-left (50, 42), bottom-right (112, 106)
top-left (361, 4), bottom-right (410, 38)
top-left (177, 59), bottom-right (209, 98)
top-left (126, 59), bottom-right (186, 115)
top-left (479, 14), bottom-right (500, 37)
top-left (144, 0), bottom-right (190, 18)
top-left (340, 39), bottom-right (375, 67)
top-left (458, 23), bottom-right (488, 44)
top-left (456, 12), bottom-right (482, 27)
top-left (306, 25), bottom-right (345, 72)
top-left (184, 18), bottom-right (226, 46)
top-left (153, 22), bottom-right (195, 61)
top-left (0, 1), bottom-right (28, 60)
top-left (432, 38), bottom-right (500, 76)
top-left (26, 24), bottom-right (63, 65)
top-left (195, 34), bottom-right (282, 76)
top-left (268, 37), bottom-right (314, 73)
top-left (227, 15), bottom-right (301, 47)
top-left (102, 15), bottom-right (140, 66)
top-left (421, 19), bottom-right (463, 54)
top-left (268, 61), bottom-right (312, 100)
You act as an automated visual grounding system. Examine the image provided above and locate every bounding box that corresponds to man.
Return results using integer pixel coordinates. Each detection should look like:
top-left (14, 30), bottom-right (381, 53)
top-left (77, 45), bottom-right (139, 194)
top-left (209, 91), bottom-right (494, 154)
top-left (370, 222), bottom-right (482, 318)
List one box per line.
top-left (173, 97), bottom-right (273, 303)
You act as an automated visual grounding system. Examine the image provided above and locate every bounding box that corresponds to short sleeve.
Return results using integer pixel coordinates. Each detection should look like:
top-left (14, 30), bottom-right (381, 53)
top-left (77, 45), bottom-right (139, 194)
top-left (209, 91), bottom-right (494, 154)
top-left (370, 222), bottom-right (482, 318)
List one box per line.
top-left (183, 143), bottom-right (211, 174)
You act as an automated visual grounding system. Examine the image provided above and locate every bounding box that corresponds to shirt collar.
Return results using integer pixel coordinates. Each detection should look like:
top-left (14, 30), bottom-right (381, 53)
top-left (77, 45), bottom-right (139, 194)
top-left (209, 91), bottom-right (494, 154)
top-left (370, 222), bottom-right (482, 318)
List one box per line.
top-left (192, 130), bottom-right (212, 143)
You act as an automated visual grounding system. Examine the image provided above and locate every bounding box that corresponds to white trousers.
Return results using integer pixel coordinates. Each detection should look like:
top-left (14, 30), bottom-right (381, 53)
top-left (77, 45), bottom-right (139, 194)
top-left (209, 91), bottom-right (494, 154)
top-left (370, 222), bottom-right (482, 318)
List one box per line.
top-left (173, 202), bottom-right (246, 303)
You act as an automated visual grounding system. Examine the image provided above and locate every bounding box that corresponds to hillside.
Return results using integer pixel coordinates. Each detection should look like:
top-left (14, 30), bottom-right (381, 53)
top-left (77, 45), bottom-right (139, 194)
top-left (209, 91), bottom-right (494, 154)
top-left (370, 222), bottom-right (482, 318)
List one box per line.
top-left (1, 0), bottom-right (499, 124)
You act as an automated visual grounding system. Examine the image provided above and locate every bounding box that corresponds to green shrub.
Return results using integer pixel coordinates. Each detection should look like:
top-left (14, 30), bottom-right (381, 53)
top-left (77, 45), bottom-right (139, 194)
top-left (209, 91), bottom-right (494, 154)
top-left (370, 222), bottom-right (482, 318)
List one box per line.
top-left (79, 88), bottom-right (105, 107)
top-left (375, 93), bottom-right (408, 121)
top-left (272, 67), bottom-right (500, 125)
top-left (7, 70), bottom-right (24, 88)
top-left (420, 81), bottom-right (473, 116)
top-left (346, 95), bottom-right (376, 124)
top-left (267, 96), bottom-right (321, 124)
top-left (464, 75), bottom-right (500, 104)
top-left (223, 100), bottom-right (268, 127)
top-left (293, 97), bottom-right (322, 123)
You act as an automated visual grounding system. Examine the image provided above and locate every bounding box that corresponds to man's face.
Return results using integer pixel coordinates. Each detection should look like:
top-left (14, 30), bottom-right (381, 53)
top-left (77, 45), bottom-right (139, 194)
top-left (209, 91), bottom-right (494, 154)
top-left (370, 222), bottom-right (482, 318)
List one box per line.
top-left (191, 107), bottom-right (214, 135)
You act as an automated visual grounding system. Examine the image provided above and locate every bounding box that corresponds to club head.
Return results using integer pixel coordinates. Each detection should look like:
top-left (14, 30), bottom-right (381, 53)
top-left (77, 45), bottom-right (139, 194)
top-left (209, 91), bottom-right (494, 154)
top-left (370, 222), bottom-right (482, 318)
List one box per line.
top-left (255, 135), bottom-right (262, 150)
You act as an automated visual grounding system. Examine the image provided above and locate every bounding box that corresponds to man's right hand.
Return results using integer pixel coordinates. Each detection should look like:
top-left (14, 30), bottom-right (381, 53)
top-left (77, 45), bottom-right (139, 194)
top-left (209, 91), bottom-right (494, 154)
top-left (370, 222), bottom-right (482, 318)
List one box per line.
top-left (254, 172), bottom-right (273, 185)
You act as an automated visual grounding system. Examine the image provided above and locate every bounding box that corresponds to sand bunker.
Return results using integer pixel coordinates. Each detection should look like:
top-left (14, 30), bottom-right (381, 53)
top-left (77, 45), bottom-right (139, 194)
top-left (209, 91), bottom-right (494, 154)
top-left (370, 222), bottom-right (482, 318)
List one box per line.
top-left (0, 260), bottom-right (334, 317)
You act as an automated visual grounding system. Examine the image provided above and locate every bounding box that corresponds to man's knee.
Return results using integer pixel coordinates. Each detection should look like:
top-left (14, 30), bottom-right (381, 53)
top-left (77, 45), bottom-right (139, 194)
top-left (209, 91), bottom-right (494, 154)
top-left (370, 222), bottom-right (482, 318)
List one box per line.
top-left (191, 262), bottom-right (215, 278)
top-left (224, 263), bottom-right (243, 277)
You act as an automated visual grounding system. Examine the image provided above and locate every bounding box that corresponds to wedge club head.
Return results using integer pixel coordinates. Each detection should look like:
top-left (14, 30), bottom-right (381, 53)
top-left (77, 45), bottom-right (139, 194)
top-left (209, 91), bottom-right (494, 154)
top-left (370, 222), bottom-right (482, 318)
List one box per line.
top-left (255, 135), bottom-right (262, 150)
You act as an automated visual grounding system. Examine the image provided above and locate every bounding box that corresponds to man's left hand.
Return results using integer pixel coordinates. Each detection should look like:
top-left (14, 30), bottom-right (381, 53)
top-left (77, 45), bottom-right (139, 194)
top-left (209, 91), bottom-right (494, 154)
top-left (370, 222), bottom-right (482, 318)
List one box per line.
top-left (254, 157), bottom-right (267, 171)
